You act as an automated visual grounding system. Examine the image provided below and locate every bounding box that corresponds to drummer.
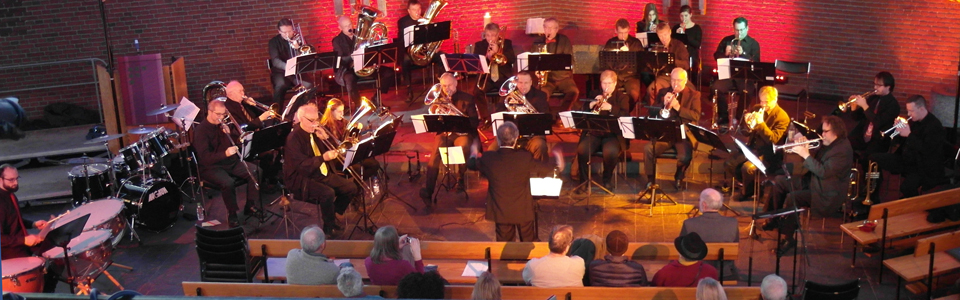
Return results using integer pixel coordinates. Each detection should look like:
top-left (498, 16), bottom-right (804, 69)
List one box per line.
top-left (0, 164), bottom-right (60, 292)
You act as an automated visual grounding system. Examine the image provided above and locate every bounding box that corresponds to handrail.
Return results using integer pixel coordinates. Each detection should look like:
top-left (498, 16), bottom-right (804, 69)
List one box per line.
top-left (0, 58), bottom-right (107, 71)
top-left (0, 58), bottom-right (108, 123)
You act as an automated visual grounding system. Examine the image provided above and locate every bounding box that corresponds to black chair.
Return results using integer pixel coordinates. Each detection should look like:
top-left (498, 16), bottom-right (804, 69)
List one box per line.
top-left (195, 225), bottom-right (262, 282)
top-left (801, 278), bottom-right (861, 300)
top-left (774, 59), bottom-right (812, 117)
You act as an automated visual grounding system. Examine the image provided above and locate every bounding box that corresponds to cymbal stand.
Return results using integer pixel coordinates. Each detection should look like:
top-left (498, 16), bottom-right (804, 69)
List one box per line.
top-left (170, 114), bottom-right (201, 201)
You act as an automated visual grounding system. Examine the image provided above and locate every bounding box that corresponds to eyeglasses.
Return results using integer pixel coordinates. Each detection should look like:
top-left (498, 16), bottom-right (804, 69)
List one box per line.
top-left (1, 176), bottom-right (20, 182)
top-left (303, 117), bottom-right (320, 124)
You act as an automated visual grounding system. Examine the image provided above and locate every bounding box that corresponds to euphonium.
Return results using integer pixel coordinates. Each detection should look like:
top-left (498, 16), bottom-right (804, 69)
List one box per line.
top-left (863, 161), bottom-right (879, 205)
top-left (772, 139), bottom-right (821, 153)
top-left (353, 5), bottom-right (389, 77)
top-left (242, 96), bottom-right (281, 120)
top-left (838, 90), bottom-right (876, 113)
top-left (408, 0), bottom-right (449, 66)
top-left (499, 76), bottom-right (538, 113)
top-left (881, 116), bottom-right (912, 138)
top-left (424, 83), bottom-right (465, 116)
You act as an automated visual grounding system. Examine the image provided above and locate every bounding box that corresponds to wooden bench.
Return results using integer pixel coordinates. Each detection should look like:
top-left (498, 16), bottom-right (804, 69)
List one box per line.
top-left (840, 187), bottom-right (960, 282)
top-left (884, 229), bottom-right (960, 299)
top-left (248, 240), bottom-right (739, 285)
top-left (182, 281), bottom-right (763, 300)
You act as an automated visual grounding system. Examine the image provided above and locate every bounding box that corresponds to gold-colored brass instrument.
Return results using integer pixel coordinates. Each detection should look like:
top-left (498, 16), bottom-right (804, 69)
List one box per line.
top-left (838, 90), bottom-right (876, 113)
top-left (311, 111), bottom-right (374, 194)
top-left (408, 0), bottom-right (449, 66)
top-left (744, 108), bottom-right (764, 130)
top-left (242, 96), bottom-right (281, 120)
top-left (499, 76), bottom-right (538, 113)
top-left (863, 161), bottom-right (879, 205)
top-left (848, 167), bottom-right (860, 203)
top-left (882, 116), bottom-right (911, 139)
top-left (424, 83), bottom-right (465, 116)
top-left (344, 96), bottom-right (375, 141)
top-left (729, 37), bottom-right (742, 59)
top-left (353, 5), bottom-right (390, 77)
top-left (490, 34), bottom-right (507, 65)
top-left (772, 138), bottom-right (821, 153)
top-left (290, 22), bottom-right (314, 55)
top-left (592, 93), bottom-right (611, 114)
top-left (535, 44), bottom-right (550, 87)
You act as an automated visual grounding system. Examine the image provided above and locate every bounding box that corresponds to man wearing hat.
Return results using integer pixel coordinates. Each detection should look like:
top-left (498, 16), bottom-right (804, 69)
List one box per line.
top-left (588, 230), bottom-right (648, 286)
top-left (651, 232), bottom-right (719, 287)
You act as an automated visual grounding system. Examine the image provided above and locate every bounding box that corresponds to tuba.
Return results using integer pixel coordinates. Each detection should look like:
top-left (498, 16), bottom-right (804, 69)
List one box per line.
top-left (353, 5), bottom-right (390, 77)
top-left (408, 0), bottom-right (449, 66)
top-left (500, 76), bottom-right (538, 113)
top-left (424, 83), bottom-right (464, 116)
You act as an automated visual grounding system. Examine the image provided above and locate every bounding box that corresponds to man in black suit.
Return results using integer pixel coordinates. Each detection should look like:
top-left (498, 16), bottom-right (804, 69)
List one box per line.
top-left (268, 18), bottom-right (312, 105)
top-left (534, 17), bottom-right (579, 113)
top-left (870, 95), bottom-right (946, 199)
top-left (603, 18), bottom-right (643, 111)
top-left (474, 23), bottom-right (516, 95)
top-left (681, 188), bottom-right (739, 280)
top-left (577, 70), bottom-right (630, 191)
top-left (762, 116), bottom-right (854, 255)
top-left (842, 72), bottom-right (899, 202)
top-left (493, 71), bottom-right (550, 162)
top-left (723, 86), bottom-right (789, 201)
top-left (711, 16), bottom-right (760, 126)
top-left (224, 80), bottom-right (271, 132)
top-left (643, 68), bottom-right (700, 188)
top-left (333, 16), bottom-right (361, 107)
top-left (419, 72), bottom-right (480, 211)
top-left (397, 0), bottom-right (422, 101)
top-left (468, 121), bottom-right (561, 241)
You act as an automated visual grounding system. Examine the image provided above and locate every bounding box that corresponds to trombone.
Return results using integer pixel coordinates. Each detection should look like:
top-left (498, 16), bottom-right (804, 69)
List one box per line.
top-left (311, 110), bottom-right (375, 195)
top-left (772, 139), bottom-right (822, 153)
top-left (243, 96), bottom-right (281, 120)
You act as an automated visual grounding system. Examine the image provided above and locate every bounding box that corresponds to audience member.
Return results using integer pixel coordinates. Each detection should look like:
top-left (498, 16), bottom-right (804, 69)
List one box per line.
top-left (696, 278), bottom-right (727, 300)
top-left (285, 225), bottom-right (340, 285)
top-left (522, 225), bottom-right (586, 287)
top-left (396, 271), bottom-right (446, 299)
top-left (337, 267), bottom-right (382, 298)
top-left (471, 271), bottom-right (502, 300)
top-left (760, 274), bottom-right (788, 300)
top-left (588, 230), bottom-right (648, 286)
top-left (567, 237), bottom-right (597, 286)
top-left (651, 232), bottom-right (719, 287)
top-left (681, 188), bottom-right (739, 280)
top-left (365, 226), bottom-right (424, 285)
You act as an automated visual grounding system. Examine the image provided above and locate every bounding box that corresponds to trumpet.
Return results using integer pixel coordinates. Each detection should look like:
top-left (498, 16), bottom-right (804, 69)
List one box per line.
top-left (837, 90), bottom-right (876, 113)
top-left (592, 93), bottom-right (611, 114)
top-left (744, 108), bottom-right (764, 130)
top-left (660, 92), bottom-right (678, 119)
top-left (243, 96), bottom-right (281, 120)
top-left (863, 161), bottom-right (879, 205)
top-left (881, 116), bottom-right (912, 139)
top-left (772, 138), bottom-right (821, 153)
top-left (424, 83), bottom-right (465, 116)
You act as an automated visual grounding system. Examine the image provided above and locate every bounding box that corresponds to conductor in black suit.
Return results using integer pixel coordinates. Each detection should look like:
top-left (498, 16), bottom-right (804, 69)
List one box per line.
top-left (468, 121), bottom-right (562, 241)
top-left (473, 23), bottom-right (515, 94)
top-left (643, 68), bottom-right (701, 189)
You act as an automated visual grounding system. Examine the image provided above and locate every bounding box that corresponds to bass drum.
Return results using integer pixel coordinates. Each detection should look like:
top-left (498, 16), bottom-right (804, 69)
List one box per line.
top-left (116, 178), bottom-right (182, 232)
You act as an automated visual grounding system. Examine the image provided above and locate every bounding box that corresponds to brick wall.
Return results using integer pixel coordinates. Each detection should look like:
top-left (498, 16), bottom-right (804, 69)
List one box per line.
top-left (2, 0), bottom-right (959, 122)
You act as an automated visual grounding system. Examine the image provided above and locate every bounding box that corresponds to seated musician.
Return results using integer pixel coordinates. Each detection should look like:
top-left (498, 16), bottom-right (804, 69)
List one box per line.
top-left (474, 23), bottom-right (515, 95)
top-left (419, 72), bottom-right (480, 212)
top-left (332, 16), bottom-right (362, 107)
top-left (319, 98), bottom-right (381, 180)
top-left (870, 95), bottom-right (945, 199)
top-left (760, 116), bottom-right (853, 255)
top-left (1, 164), bottom-right (59, 292)
top-left (722, 86), bottom-right (788, 202)
top-left (284, 102), bottom-right (359, 234)
top-left (397, 0), bottom-right (423, 101)
top-left (194, 100), bottom-right (262, 227)
top-left (576, 70), bottom-right (630, 192)
top-left (710, 17), bottom-right (760, 127)
top-left (534, 18), bottom-right (580, 113)
top-left (224, 81), bottom-right (272, 132)
top-left (840, 72), bottom-right (899, 202)
top-left (643, 68), bottom-right (700, 189)
top-left (645, 22), bottom-right (690, 109)
top-left (490, 71), bottom-right (550, 162)
top-left (269, 18), bottom-right (313, 105)
top-left (603, 18), bottom-right (643, 112)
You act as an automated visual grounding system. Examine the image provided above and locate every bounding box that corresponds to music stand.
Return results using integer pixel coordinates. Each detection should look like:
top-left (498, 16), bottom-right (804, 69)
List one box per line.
top-left (750, 206), bottom-right (806, 293)
top-left (411, 114), bottom-right (473, 202)
top-left (353, 43), bottom-right (398, 108)
top-left (732, 137), bottom-right (769, 238)
top-left (244, 122), bottom-right (293, 160)
top-left (561, 111), bottom-right (620, 200)
top-left (491, 112), bottom-right (553, 136)
top-left (286, 52), bottom-right (338, 98)
top-left (620, 117), bottom-right (681, 215)
top-left (522, 53), bottom-right (573, 73)
top-left (599, 51), bottom-right (641, 81)
top-left (686, 124), bottom-right (742, 216)
top-left (343, 131), bottom-right (402, 238)
top-left (43, 214), bottom-right (91, 294)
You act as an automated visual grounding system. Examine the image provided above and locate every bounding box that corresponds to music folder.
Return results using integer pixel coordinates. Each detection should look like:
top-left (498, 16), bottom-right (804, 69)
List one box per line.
top-left (530, 177), bottom-right (563, 197)
top-left (343, 130), bottom-right (396, 171)
top-left (687, 123), bottom-right (730, 153)
top-left (733, 137), bottom-right (767, 175)
top-left (411, 114), bottom-right (473, 134)
top-left (285, 52), bottom-right (337, 77)
top-left (517, 53), bottom-right (573, 73)
top-left (491, 112), bottom-right (552, 136)
top-left (441, 53), bottom-right (488, 74)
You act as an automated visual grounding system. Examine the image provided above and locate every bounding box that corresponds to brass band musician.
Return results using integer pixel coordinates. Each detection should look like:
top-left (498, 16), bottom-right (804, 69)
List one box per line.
top-left (722, 86), bottom-right (789, 202)
top-left (576, 70), bottom-right (630, 192)
top-left (636, 3), bottom-right (666, 33)
top-left (224, 81), bottom-right (272, 132)
top-left (319, 98), bottom-right (381, 180)
top-left (490, 71), bottom-right (550, 162)
top-left (269, 18), bottom-right (313, 105)
top-left (840, 72), bottom-right (899, 202)
top-left (333, 16), bottom-right (362, 107)
top-left (473, 23), bottom-right (516, 94)
top-left (534, 18), bottom-right (580, 113)
top-left (645, 22), bottom-right (690, 108)
top-left (869, 95), bottom-right (946, 199)
top-left (711, 17), bottom-right (760, 127)
top-left (643, 68), bottom-right (700, 189)
top-left (603, 18), bottom-right (643, 112)
top-left (419, 73), bottom-right (480, 211)
top-left (398, 0), bottom-right (424, 101)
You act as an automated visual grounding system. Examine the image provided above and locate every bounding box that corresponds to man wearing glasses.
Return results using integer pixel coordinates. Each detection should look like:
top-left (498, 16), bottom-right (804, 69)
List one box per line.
top-left (1, 164), bottom-right (61, 292)
top-left (840, 71), bottom-right (899, 202)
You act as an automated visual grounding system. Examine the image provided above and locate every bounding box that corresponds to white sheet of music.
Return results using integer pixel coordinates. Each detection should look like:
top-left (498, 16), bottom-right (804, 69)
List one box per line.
top-left (403, 25), bottom-right (416, 47)
top-left (490, 112), bottom-right (506, 136)
top-left (461, 260), bottom-right (489, 277)
top-left (530, 177), bottom-right (563, 197)
top-left (439, 146), bottom-right (465, 165)
top-left (352, 47), bottom-right (366, 71)
top-left (525, 18), bottom-right (545, 35)
top-left (618, 116), bottom-right (636, 139)
top-left (411, 114), bottom-right (427, 133)
top-left (516, 52), bottom-right (530, 72)
top-left (173, 97), bottom-right (199, 131)
top-left (479, 55), bottom-right (490, 73)
top-left (637, 33), bottom-right (648, 48)
top-left (559, 111), bottom-right (575, 128)
top-left (717, 58), bottom-right (731, 80)
top-left (285, 56), bottom-right (299, 77)
top-left (734, 138), bottom-right (767, 175)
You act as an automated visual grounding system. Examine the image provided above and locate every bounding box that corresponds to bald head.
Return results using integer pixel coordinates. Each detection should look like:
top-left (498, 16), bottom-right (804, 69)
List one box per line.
top-left (670, 67), bottom-right (688, 92)
top-left (699, 188), bottom-right (723, 212)
top-left (225, 80), bottom-right (244, 102)
top-left (439, 72), bottom-right (458, 96)
top-left (338, 16), bottom-right (353, 35)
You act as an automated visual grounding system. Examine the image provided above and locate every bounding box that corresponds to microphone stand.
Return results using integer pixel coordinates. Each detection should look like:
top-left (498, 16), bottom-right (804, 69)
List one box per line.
top-left (777, 162), bottom-right (806, 296)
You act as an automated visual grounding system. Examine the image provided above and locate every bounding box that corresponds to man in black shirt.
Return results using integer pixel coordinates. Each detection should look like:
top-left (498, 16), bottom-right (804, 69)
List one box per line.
top-left (870, 95), bottom-right (945, 198)
top-left (474, 23), bottom-right (516, 95)
top-left (492, 71), bottom-right (550, 162)
top-left (603, 18), bottom-right (643, 112)
top-left (333, 16), bottom-right (361, 107)
top-left (1, 164), bottom-right (59, 292)
top-left (643, 68), bottom-right (700, 189)
top-left (419, 72), bottom-right (480, 211)
top-left (842, 72), bottom-right (899, 202)
top-left (577, 70), bottom-right (630, 192)
top-left (269, 18), bottom-right (312, 106)
top-left (398, 0), bottom-right (423, 101)
top-left (534, 18), bottom-right (579, 113)
top-left (224, 81), bottom-right (272, 131)
top-left (646, 22), bottom-right (691, 109)
top-left (711, 16), bottom-right (760, 127)
top-left (194, 100), bottom-right (261, 227)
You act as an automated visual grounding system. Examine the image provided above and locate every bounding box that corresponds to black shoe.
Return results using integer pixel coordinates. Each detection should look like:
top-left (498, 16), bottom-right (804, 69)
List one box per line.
top-left (927, 209), bottom-right (947, 224)
top-left (227, 214), bottom-right (240, 228)
top-left (456, 178), bottom-right (466, 191)
top-left (673, 179), bottom-right (685, 191)
top-left (777, 239), bottom-right (797, 256)
top-left (761, 220), bottom-right (779, 231)
top-left (243, 205), bottom-right (261, 217)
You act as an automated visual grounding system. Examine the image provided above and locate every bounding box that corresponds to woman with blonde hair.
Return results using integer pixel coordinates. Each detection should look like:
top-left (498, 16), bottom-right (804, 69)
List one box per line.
top-left (364, 226), bottom-right (424, 285)
top-left (471, 271), bottom-right (501, 300)
top-left (696, 278), bottom-right (727, 300)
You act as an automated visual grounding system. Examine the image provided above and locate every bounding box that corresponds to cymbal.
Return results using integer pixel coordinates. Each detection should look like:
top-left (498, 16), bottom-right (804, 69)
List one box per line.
top-left (129, 127), bottom-right (156, 134)
top-left (147, 104), bottom-right (180, 116)
top-left (83, 133), bottom-right (127, 144)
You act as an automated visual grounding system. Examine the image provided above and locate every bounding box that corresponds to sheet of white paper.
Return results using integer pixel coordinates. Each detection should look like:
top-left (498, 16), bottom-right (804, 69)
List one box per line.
top-left (403, 25), bottom-right (415, 47)
top-left (559, 111), bottom-right (575, 128)
top-left (439, 146), bottom-right (465, 165)
top-left (411, 115), bottom-right (428, 133)
top-left (734, 138), bottom-right (766, 175)
top-left (490, 112), bottom-right (506, 136)
top-left (461, 260), bottom-right (489, 277)
top-left (717, 58), bottom-right (731, 80)
top-left (525, 18), bottom-right (545, 35)
top-left (479, 56), bottom-right (490, 74)
top-left (440, 54), bottom-right (451, 72)
top-left (516, 52), bottom-right (530, 72)
top-left (680, 123), bottom-right (687, 140)
top-left (173, 97), bottom-right (200, 131)
top-left (637, 33), bottom-right (648, 48)
top-left (618, 116), bottom-right (636, 139)
top-left (285, 56), bottom-right (298, 77)
top-left (352, 48), bottom-right (366, 71)
top-left (333, 259), bottom-right (351, 267)
top-left (530, 177), bottom-right (563, 196)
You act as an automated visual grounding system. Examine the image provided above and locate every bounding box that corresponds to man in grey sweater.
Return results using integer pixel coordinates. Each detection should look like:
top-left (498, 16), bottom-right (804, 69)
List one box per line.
top-left (286, 225), bottom-right (340, 285)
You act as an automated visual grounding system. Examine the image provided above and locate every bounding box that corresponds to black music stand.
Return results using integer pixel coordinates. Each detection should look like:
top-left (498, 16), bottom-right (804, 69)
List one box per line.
top-left (414, 115), bottom-right (473, 203)
top-left (733, 137), bottom-right (769, 238)
top-left (44, 214), bottom-right (91, 295)
top-left (750, 206), bottom-right (805, 293)
top-left (242, 122), bottom-right (292, 226)
top-left (623, 117), bottom-right (681, 214)
top-left (288, 52), bottom-right (338, 97)
top-left (492, 113), bottom-right (553, 136)
top-left (525, 53), bottom-right (573, 73)
top-left (344, 131), bottom-right (400, 238)
top-left (564, 112), bottom-right (620, 200)
top-left (355, 44), bottom-right (399, 108)
top-left (599, 51), bottom-right (642, 80)
top-left (687, 123), bottom-right (741, 216)
top-left (725, 60), bottom-right (776, 129)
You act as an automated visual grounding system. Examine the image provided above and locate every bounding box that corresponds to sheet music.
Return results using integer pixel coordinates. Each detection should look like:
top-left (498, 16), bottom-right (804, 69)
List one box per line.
top-left (733, 138), bottom-right (766, 175)
top-left (461, 260), bottom-right (489, 277)
top-left (411, 115), bottom-right (427, 133)
top-left (479, 56), bottom-right (490, 74)
top-left (530, 177), bottom-right (563, 196)
top-left (241, 134), bottom-right (253, 159)
top-left (618, 116), bottom-right (636, 139)
top-left (285, 56), bottom-right (298, 77)
top-left (681, 124), bottom-right (687, 140)
top-left (559, 111), bottom-right (575, 128)
top-left (490, 112), bottom-right (507, 136)
top-left (403, 25), bottom-right (415, 47)
top-left (525, 18), bottom-right (545, 35)
top-left (637, 33), bottom-right (648, 48)
top-left (352, 47), bottom-right (366, 71)
top-left (173, 97), bottom-right (200, 131)
top-left (439, 146), bottom-right (465, 165)
top-left (516, 52), bottom-right (531, 72)
top-left (717, 58), bottom-right (731, 80)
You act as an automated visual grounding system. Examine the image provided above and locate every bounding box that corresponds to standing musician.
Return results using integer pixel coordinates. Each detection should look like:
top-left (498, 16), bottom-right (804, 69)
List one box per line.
top-left (333, 16), bottom-right (362, 107)
top-left (723, 86), bottom-right (789, 202)
top-left (646, 22), bottom-right (690, 108)
top-left (637, 3), bottom-right (666, 33)
top-left (398, 0), bottom-right (423, 101)
top-left (841, 72), bottom-right (899, 201)
top-left (269, 18), bottom-right (313, 105)
top-left (673, 5), bottom-right (703, 84)
top-left (759, 116), bottom-right (853, 255)
top-left (870, 95), bottom-right (945, 198)
top-left (576, 70), bottom-right (630, 192)
top-left (284, 102), bottom-right (360, 234)
top-left (711, 17), bottom-right (760, 127)
top-left (468, 122), bottom-right (563, 242)
top-left (194, 100), bottom-right (262, 228)
top-left (643, 68), bottom-right (700, 189)
top-left (603, 18), bottom-right (643, 112)
top-left (473, 23), bottom-right (516, 94)
top-left (419, 73), bottom-right (480, 211)
top-left (319, 98), bottom-right (381, 180)
top-left (534, 18), bottom-right (580, 113)
top-left (492, 71), bottom-right (550, 162)
top-left (1, 164), bottom-right (59, 293)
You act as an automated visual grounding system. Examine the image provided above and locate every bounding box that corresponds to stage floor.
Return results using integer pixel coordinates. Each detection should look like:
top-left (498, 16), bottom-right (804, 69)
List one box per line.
top-left (13, 84), bottom-right (928, 299)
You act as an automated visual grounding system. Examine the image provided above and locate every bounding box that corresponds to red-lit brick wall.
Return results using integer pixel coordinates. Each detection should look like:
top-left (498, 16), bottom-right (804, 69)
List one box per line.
top-left (2, 0), bottom-right (959, 123)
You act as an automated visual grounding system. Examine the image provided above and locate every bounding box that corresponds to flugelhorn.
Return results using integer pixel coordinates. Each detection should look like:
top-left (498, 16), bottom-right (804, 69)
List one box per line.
top-left (862, 161), bottom-right (879, 205)
top-left (592, 93), bottom-right (611, 114)
top-left (772, 139), bottom-right (821, 153)
top-left (881, 116), bottom-right (912, 139)
top-left (424, 83), bottom-right (465, 116)
top-left (837, 90), bottom-right (876, 113)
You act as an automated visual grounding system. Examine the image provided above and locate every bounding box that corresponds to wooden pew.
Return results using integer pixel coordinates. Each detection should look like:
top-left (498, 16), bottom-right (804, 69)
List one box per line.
top-left (883, 229), bottom-right (960, 299)
top-left (182, 281), bottom-right (763, 300)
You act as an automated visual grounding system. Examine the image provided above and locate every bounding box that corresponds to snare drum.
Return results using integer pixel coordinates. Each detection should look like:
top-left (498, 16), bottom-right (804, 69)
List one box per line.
top-left (48, 198), bottom-right (127, 246)
top-left (42, 230), bottom-right (113, 280)
top-left (142, 128), bottom-right (176, 159)
top-left (68, 164), bottom-right (111, 206)
top-left (1, 257), bottom-right (46, 293)
top-left (117, 178), bottom-right (182, 232)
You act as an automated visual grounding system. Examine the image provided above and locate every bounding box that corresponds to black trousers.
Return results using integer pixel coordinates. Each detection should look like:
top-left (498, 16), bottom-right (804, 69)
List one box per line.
top-left (200, 161), bottom-right (261, 215)
top-left (542, 77), bottom-right (580, 112)
top-left (577, 134), bottom-right (621, 183)
top-left (271, 73), bottom-right (312, 106)
top-left (643, 139), bottom-right (694, 181)
top-left (723, 151), bottom-right (761, 196)
top-left (763, 174), bottom-right (812, 239)
top-left (496, 221), bottom-right (537, 242)
top-left (870, 152), bottom-right (929, 198)
top-left (336, 68), bottom-right (361, 106)
top-left (302, 173), bottom-right (359, 224)
top-left (425, 134), bottom-right (475, 193)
